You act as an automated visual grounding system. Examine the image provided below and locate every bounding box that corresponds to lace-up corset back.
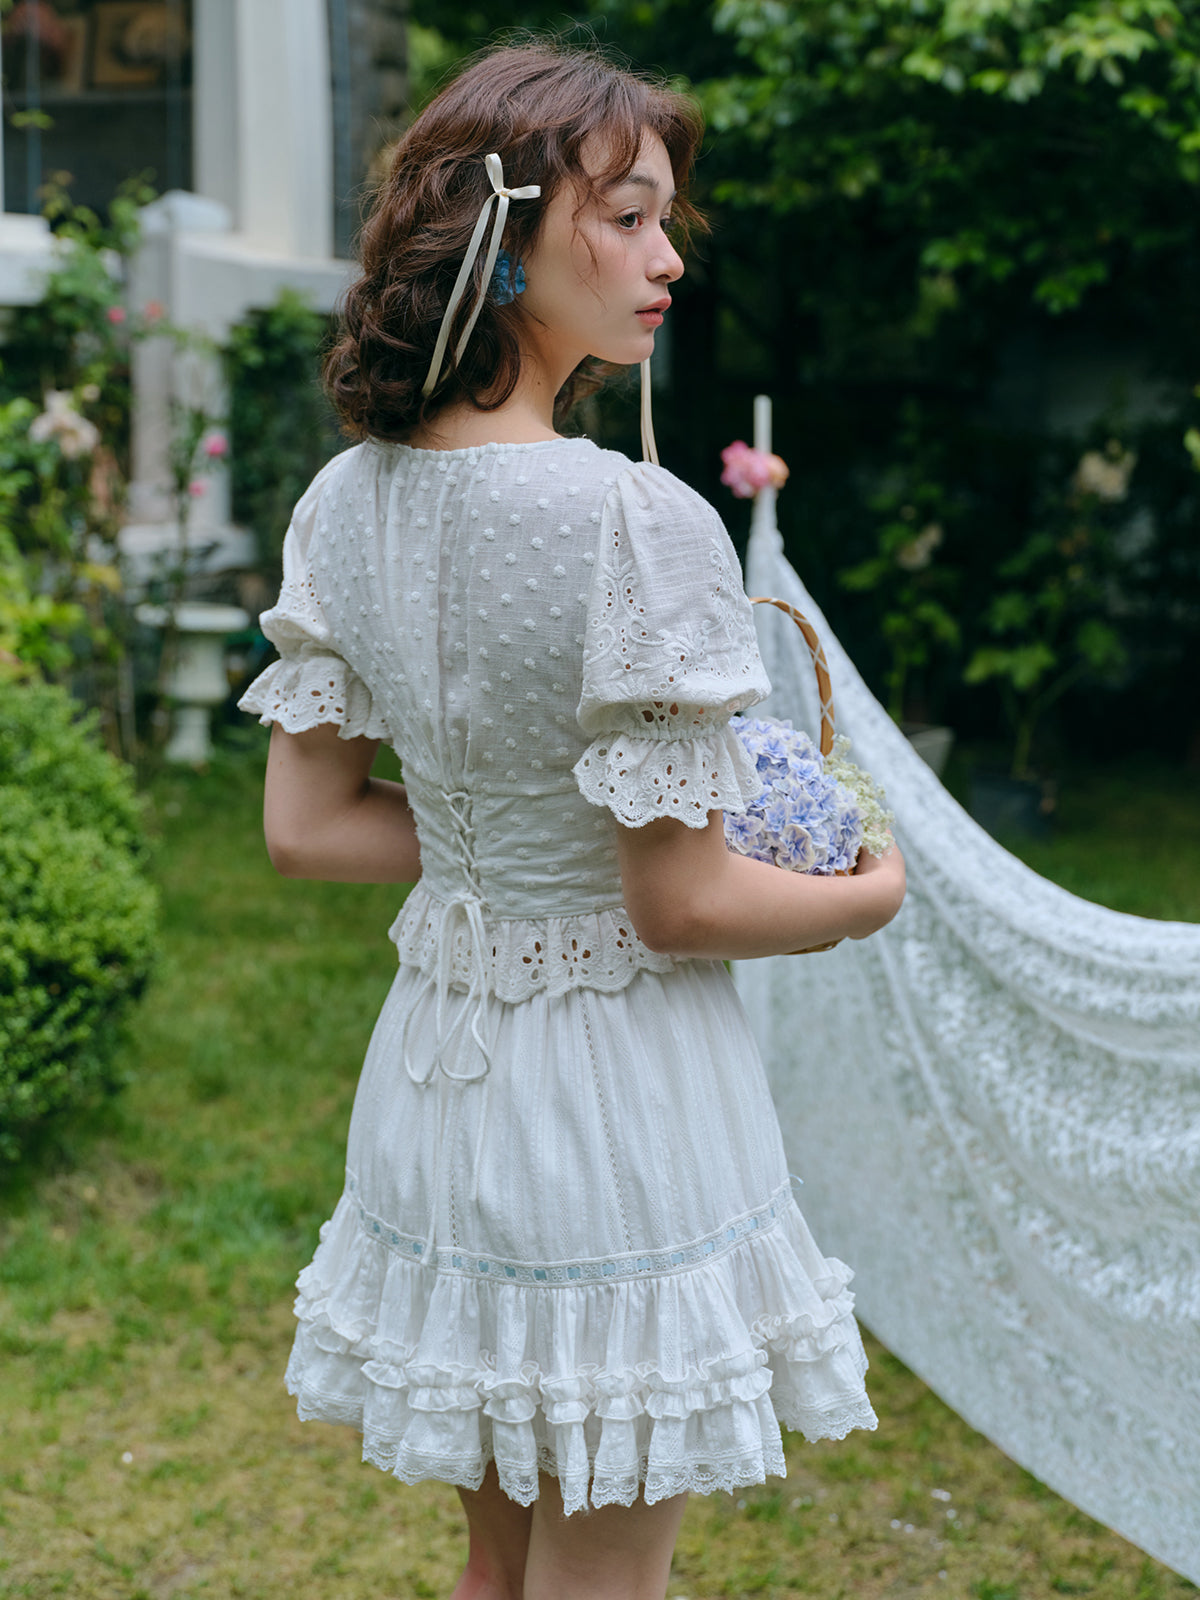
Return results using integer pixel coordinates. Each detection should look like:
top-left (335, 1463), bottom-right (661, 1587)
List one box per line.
top-left (328, 439), bottom-right (633, 918)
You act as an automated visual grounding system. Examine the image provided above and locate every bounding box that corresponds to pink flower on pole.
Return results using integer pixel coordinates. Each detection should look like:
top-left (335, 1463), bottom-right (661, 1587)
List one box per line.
top-left (143, 300), bottom-right (165, 322)
top-left (202, 431), bottom-right (229, 459)
top-left (720, 440), bottom-right (790, 500)
top-left (188, 479), bottom-right (207, 498)
top-left (106, 305), bottom-right (127, 325)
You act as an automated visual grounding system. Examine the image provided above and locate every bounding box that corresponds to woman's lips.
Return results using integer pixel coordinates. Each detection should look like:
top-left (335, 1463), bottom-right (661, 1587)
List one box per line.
top-left (636, 309), bottom-right (665, 326)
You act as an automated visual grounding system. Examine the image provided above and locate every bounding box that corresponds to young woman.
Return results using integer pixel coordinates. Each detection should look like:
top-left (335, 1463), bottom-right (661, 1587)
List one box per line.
top-left (239, 38), bottom-right (905, 1600)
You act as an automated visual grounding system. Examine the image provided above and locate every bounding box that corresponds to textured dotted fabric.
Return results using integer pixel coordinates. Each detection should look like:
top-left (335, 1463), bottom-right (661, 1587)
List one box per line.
top-left (237, 437), bottom-right (878, 1514)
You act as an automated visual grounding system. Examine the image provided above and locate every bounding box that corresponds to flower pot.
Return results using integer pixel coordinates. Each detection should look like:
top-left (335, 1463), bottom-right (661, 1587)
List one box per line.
top-left (967, 770), bottom-right (1055, 842)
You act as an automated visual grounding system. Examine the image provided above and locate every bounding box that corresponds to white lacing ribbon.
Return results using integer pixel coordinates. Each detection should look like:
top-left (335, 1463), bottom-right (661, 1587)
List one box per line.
top-left (400, 792), bottom-right (498, 1260)
top-left (421, 153), bottom-right (542, 400)
top-left (402, 789), bottom-right (497, 1090)
top-left (401, 889), bottom-right (497, 1087)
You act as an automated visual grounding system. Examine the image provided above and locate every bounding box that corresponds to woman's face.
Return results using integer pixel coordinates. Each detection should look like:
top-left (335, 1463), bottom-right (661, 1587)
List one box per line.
top-left (518, 129), bottom-right (685, 379)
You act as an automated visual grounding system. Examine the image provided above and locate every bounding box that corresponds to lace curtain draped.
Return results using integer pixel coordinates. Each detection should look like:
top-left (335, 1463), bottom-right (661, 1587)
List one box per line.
top-left (736, 510), bottom-right (1200, 1583)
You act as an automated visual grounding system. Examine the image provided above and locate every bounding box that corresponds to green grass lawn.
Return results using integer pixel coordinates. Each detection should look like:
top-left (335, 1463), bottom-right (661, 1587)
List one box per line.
top-left (945, 749), bottom-right (1200, 922)
top-left (1, 735), bottom-right (1196, 1600)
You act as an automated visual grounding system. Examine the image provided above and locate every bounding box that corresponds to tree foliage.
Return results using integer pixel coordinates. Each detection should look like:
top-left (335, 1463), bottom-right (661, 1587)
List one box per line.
top-left (405, 0), bottom-right (1200, 765)
top-left (225, 291), bottom-right (342, 574)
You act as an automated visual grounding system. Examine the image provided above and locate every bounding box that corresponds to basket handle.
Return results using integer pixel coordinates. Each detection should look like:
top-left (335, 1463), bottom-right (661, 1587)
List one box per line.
top-left (749, 597), bottom-right (836, 759)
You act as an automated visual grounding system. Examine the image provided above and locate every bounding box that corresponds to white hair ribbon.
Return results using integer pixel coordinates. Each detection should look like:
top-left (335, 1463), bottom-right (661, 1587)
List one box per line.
top-left (421, 152), bottom-right (542, 399)
top-left (639, 356), bottom-right (659, 467)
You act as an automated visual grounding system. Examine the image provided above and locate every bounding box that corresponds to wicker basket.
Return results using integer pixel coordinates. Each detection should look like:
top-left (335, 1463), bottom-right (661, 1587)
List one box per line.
top-left (748, 596), bottom-right (854, 955)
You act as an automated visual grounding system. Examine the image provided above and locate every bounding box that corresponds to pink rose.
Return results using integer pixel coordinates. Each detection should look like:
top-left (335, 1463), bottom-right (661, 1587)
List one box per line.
top-left (187, 479), bottom-right (207, 498)
top-left (143, 300), bottom-right (165, 322)
top-left (202, 431), bottom-right (229, 459)
top-left (719, 441), bottom-right (790, 500)
top-left (106, 305), bottom-right (127, 325)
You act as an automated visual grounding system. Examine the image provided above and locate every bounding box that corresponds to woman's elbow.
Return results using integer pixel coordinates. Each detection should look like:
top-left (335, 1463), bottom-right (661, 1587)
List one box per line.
top-left (264, 821), bottom-right (309, 878)
top-left (625, 891), bottom-right (715, 957)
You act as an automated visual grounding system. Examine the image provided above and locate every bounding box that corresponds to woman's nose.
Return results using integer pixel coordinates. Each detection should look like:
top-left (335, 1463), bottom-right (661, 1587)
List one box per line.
top-left (653, 234), bottom-right (685, 283)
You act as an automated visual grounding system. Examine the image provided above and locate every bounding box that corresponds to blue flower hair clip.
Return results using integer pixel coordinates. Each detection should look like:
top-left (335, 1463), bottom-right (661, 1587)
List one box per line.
top-left (491, 250), bottom-right (526, 306)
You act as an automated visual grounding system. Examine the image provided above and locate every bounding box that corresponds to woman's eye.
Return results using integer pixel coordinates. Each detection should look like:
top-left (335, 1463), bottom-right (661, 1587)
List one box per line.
top-left (616, 210), bottom-right (643, 231)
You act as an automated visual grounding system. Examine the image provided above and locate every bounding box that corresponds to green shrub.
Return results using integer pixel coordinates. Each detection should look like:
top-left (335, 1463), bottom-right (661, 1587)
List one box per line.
top-left (0, 681), bottom-right (158, 1164)
top-left (0, 679), bottom-right (149, 861)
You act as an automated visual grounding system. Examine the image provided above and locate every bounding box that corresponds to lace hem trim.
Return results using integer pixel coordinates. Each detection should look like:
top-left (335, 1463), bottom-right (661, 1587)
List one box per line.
top-left (287, 1362), bottom-right (876, 1516)
top-left (388, 882), bottom-right (677, 1002)
top-left (305, 1414), bottom-right (796, 1511)
top-left (237, 652), bottom-right (390, 741)
top-left (348, 1403), bottom-right (877, 1511)
top-left (572, 722), bottom-right (762, 829)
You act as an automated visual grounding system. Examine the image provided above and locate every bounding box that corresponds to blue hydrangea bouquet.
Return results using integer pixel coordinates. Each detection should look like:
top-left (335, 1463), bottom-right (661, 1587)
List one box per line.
top-left (725, 717), bottom-right (894, 875)
top-left (722, 594), bottom-right (894, 952)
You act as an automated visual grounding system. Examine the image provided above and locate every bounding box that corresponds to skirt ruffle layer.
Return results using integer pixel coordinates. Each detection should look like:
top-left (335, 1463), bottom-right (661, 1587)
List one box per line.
top-left (284, 1191), bottom-right (877, 1514)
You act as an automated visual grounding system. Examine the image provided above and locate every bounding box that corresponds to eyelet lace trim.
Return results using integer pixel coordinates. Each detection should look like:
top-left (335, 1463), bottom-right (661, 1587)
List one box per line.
top-left (578, 516), bottom-right (765, 724)
top-left (389, 882), bottom-right (677, 1001)
top-left (237, 652), bottom-right (390, 741)
top-left (573, 721), bottom-right (762, 829)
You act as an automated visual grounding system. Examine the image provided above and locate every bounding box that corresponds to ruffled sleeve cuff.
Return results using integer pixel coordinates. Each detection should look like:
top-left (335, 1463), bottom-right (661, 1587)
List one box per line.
top-left (572, 720), bottom-right (762, 829)
top-left (237, 650), bottom-right (390, 741)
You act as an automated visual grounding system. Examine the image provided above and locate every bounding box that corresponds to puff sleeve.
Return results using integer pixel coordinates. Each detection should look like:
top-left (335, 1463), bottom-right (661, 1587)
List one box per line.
top-left (573, 463), bottom-right (770, 827)
top-left (236, 458), bottom-right (390, 741)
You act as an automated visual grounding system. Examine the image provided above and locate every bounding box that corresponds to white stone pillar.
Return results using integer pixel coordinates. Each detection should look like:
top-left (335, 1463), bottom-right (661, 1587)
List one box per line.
top-left (126, 191), bottom-right (234, 526)
top-left (193, 0), bottom-right (239, 222)
top-left (193, 0), bottom-right (335, 259)
top-left (122, 191), bottom-right (255, 593)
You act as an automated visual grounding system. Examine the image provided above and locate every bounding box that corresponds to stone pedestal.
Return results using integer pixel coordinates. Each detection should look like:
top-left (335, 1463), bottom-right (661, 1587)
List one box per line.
top-left (137, 600), bottom-right (250, 763)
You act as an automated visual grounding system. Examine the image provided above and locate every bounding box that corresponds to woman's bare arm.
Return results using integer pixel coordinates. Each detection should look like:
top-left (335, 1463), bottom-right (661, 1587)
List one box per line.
top-left (262, 722), bottom-right (421, 884)
top-left (616, 810), bottom-right (905, 960)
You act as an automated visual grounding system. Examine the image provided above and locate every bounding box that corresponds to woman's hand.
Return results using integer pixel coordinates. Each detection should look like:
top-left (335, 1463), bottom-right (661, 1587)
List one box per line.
top-left (848, 842), bottom-right (906, 937)
top-left (262, 722), bottom-right (421, 884)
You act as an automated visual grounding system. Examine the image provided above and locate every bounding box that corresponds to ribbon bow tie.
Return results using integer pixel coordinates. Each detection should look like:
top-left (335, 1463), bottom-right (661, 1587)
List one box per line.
top-left (421, 153), bottom-right (542, 398)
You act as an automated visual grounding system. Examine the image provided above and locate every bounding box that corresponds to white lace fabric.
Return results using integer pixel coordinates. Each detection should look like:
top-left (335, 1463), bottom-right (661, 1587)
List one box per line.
top-left (739, 515), bottom-right (1200, 1585)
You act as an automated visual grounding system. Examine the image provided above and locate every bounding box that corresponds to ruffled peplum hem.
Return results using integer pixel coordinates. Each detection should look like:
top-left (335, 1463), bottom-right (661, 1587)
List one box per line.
top-left (283, 1189), bottom-right (878, 1514)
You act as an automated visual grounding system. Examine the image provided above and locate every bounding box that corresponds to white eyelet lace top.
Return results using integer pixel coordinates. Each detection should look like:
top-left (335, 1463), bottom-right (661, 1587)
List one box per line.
top-left (239, 436), bottom-right (771, 1056)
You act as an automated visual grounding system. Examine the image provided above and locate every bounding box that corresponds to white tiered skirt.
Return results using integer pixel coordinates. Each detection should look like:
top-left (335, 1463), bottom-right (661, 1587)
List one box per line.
top-left (285, 958), bottom-right (877, 1514)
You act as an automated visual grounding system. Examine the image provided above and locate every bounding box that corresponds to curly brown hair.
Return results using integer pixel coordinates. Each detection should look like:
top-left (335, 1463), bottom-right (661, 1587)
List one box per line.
top-left (324, 39), bottom-right (705, 441)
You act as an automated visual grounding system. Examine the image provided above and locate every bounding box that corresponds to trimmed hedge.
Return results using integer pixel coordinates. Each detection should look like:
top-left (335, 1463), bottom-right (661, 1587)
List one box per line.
top-left (0, 682), bottom-right (158, 1163)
